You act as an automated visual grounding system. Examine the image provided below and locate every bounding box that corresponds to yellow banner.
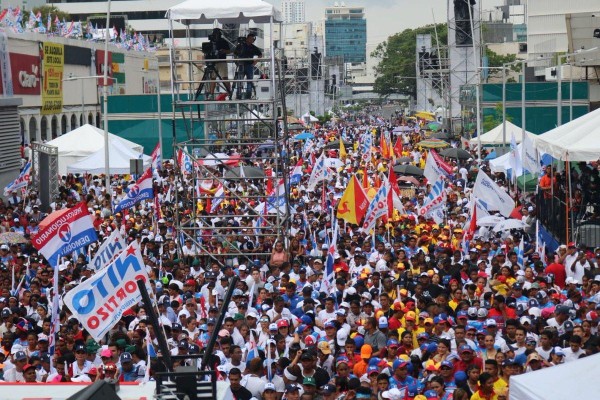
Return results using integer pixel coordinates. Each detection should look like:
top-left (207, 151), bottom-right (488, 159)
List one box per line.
top-left (41, 42), bottom-right (64, 115)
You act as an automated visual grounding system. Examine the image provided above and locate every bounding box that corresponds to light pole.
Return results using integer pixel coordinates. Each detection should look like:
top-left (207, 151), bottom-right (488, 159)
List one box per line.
top-left (141, 66), bottom-right (163, 161)
top-left (62, 75), bottom-right (105, 127)
top-left (103, 0), bottom-right (112, 194)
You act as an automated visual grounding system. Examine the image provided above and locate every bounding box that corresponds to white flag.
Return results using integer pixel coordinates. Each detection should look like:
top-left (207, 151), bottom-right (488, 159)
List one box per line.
top-left (522, 132), bottom-right (540, 174)
top-left (307, 153), bottom-right (328, 191)
top-left (473, 170), bottom-right (515, 217)
top-left (89, 230), bottom-right (127, 271)
top-left (418, 179), bottom-right (446, 224)
top-left (361, 184), bottom-right (389, 233)
top-left (423, 151), bottom-right (447, 184)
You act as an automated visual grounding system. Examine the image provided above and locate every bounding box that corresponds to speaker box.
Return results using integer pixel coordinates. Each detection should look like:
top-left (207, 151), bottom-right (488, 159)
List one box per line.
top-left (66, 380), bottom-right (121, 400)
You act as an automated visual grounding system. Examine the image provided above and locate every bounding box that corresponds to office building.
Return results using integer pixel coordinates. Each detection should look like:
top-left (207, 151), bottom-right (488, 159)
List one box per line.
top-left (324, 4), bottom-right (366, 64)
top-left (281, 0), bottom-right (305, 23)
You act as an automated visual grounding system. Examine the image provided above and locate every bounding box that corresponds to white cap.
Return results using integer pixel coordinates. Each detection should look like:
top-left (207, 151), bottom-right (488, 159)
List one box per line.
top-left (485, 318), bottom-right (497, 327)
top-left (382, 389), bottom-right (403, 400)
top-left (520, 316), bottom-right (531, 325)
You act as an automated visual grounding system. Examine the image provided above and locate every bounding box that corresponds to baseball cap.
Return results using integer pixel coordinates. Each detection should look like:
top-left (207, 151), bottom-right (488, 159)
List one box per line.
top-left (322, 384), bottom-right (336, 395)
top-left (303, 376), bottom-right (316, 386)
top-left (382, 389), bottom-right (403, 400)
top-left (263, 383), bottom-right (276, 392)
top-left (318, 341), bottom-right (331, 355)
top-left (485, 319), bottom-right (497, 327)
top-left (378, 316), bottom-right (388, 328)
top-left (14, 351), bottom-right (27, 361)
top-left (277, 319), bottom-right (290, 328)
top-left (360, 344), bottom-right (373, 358)
top-left (74, 343), bottom-right (86, 353)
top-left (458, 344), bottom-right (473, 353)
top-left (120, 352), bottom-right (133, 363)
top-left (440, 360), bottom-right (454, 369)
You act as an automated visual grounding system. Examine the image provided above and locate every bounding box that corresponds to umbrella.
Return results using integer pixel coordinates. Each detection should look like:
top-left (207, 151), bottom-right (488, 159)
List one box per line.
top-left (414, 111), bottom-right (436, 121)
top-left (439, 148), bottom-right (473, 160)
top-left (492, 219), bottom-right (526, 232)
top-left (432, 131), bottom-right (451, 140)
top-left (256, 141), bottom-right (275, 153)
top-left (324, 140), bottom-right (352, 150)
top-left (393, 164), bottom-right (424, 177)
top-left (427, 122), bottom-right (441, 132)
top-left (477, 215), bottom-right (506, 227)
top-left (397, 176), bottom-right (420, 186)
top-left (0, 232), bottom-right (27, 244)
top-left (416, 139), bottom-right (450, 149)
top-left (294, 131), bottom-right (314, 140)
top-left (224, 166), bottom-right (265, 180)
top-left (484, 151), bottom-right (497, 160)
top-left (517, 173), bottom-right (538, 192)
top-left (396, 156), bottom-right (413, 164)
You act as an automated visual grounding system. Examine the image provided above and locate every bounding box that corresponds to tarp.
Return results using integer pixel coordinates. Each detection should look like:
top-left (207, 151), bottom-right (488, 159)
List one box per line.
top-left (46, 124), bottom-right (144, 175)
top-left (470, 121), bottom-right (533, 146)
top-left (533, 107), bottom-right (600, 161)
top-left (67, 144), bottom-right (151, 175)
top-left (510, 353), bottom-right (600, 400)
top-left (167, 0), bottom-right (282, 23)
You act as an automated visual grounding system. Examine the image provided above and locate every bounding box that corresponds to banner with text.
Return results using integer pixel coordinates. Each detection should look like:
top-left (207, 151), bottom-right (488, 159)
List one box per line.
top-left (63, 244), bottom-right (151, 341)
top-left (41, 42), bottom-right (63, 115)
top-left (89, 230), bottom-right (127, 272)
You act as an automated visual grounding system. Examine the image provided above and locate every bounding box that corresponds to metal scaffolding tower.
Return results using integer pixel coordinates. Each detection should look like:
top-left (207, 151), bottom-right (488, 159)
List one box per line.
top-left (167, 6), bottom-right (289, 268)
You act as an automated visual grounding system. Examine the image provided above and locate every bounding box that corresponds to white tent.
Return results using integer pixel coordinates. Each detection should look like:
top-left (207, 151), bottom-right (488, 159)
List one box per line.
top-left (46, 124), bottom-right (144, 175)
top-left (167, 0), bottom-right (282, 23)
top-left (470, 121), bottom-right (533, 146)
top-left (302, 112), bottom-right (319, 122)
top-left (67, 145), bottom-right (151, 175)
top-left (510, 353), bottom-right (600, 400)
top-left (533, 107), bottom-right (600, 161)
top-left (489, 143), bottom-right (523, 174)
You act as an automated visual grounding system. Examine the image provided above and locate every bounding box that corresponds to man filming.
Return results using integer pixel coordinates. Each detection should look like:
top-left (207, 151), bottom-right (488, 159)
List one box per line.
top-left (205, 28), bottom-right (231, 98)
top-left (234, 32), bottom-right (263, 99)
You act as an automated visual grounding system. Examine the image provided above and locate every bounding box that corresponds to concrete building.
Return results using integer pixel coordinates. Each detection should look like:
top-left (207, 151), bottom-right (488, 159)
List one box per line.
top-left (0, 31), bottom-right (155, 144)
top-left (281, 0), bottom-right (305, 24)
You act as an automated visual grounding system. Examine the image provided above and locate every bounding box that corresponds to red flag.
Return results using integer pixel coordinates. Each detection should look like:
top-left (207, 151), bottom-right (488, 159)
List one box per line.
top-left (265, 168), bottom-right (274, 196)
top-left (393, 137), bottom-right (403, 157)
top-left (430, 149), bottom-right (453, 175)
top-left (388, 167), bottom-right (401, 196)
top-left (465, 202), bottom-right (477, 240)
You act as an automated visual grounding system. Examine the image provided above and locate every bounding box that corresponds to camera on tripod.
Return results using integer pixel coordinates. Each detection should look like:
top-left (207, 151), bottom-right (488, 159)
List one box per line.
top-left (202, 37), bottom-right (218, 59)
top-left (233, 36), bottom-right (246, 56)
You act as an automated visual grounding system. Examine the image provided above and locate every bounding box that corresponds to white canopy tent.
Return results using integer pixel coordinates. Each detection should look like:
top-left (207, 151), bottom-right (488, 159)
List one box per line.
top-left (533, 107), bottom-right (600, 161)
top-left (166, 0), bottom-right (282, 23)
top-left (470, 121), bottom-right (533, 146)
top-left (489, 143), bottom-right (524, 174)
top-left (510, 353), bottom-right (600, 400)
top-left (46, 124), bottom-right (144, 175)
top-left (302, 112), bottom-right (319, 122)
top-left (67, 145), bottom-right (151, 175)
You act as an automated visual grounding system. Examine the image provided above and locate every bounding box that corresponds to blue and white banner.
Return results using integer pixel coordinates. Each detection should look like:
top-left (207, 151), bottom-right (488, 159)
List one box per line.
top-left (307, 153), bottom-right (328, 191)
top-left (522, 132), bottom-right (540, 175)
top-left (418, 179), bottom-right (446, 224)
top-left (360, 132), bottom-right (372, 162)
top-left (89, 229), bottom-right (127, 271)
top-left (3, 161), bottom-right (30, 196)
top-left (114, 167), bottom-right (154, 212)
top-left (473, 170), bottom-right (515, 217)
top-left (361, 183), bottom-right (389, 233)
top-left (63, 244), bottom-right (151, 341)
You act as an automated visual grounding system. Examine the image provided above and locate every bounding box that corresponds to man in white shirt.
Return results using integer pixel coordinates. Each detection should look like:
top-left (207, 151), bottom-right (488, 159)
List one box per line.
top-left (562, 335), bottom-right (586, 362)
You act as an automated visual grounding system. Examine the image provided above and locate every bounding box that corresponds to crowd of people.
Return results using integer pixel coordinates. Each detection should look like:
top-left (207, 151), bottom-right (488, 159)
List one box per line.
top-left (0, 108), bottom-right (599, 400)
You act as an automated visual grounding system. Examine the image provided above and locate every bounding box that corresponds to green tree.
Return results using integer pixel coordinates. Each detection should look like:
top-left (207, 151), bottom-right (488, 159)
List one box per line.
top-left (371, 24), bottom-right (447, 98)
top-left (483, 102), bottom-right (512, 132)
top-left (484, 48), bottom-right (522, 81)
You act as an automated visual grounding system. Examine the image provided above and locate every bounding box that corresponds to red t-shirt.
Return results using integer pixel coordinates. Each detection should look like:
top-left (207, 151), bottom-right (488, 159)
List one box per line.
top-left (545, 263), bottom-right (566, 288)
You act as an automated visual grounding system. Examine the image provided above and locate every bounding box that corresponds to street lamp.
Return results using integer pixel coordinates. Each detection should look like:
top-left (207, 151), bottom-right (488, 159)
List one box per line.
top-left (102, 0), bottom-right (112, 195)
top-left (141, 66), bottom-right (163, 162)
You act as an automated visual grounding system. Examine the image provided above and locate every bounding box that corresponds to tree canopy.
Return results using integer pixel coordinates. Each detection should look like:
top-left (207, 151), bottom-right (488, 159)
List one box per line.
top-left (371, 24), bottom-right (447, 98)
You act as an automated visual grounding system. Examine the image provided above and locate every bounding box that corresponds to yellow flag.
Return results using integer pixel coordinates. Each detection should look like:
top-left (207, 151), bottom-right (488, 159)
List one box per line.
top-left (340, 139), bottom-right (347, 160)
top-left (337, 175), bottom-right (369, 225)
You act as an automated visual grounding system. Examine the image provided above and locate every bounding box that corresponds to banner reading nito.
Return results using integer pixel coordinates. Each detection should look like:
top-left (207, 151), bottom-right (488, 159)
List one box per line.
top-left (41, 42), bottom-right (63, 115)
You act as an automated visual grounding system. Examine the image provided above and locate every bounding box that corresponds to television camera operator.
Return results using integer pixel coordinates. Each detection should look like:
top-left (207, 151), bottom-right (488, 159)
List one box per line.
top-left (233, 32), bottom-right (263, 99)
top-left (204, 28), bottom-right (231, 97)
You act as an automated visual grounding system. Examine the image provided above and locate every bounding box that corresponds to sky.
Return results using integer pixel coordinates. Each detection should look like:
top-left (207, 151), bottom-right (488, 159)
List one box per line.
top-left (266, 0), bottom-right (504, 48)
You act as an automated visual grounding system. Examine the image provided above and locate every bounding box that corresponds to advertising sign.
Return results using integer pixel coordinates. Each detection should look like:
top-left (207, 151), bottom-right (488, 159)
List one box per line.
top-left (41, 42), bottom-right (63, 115)
top-left (0, 53), bottom-right (40, 95)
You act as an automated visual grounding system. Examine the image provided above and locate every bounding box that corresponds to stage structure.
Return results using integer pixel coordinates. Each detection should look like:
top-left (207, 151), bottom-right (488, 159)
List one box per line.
top-left (447, 0), bottom-right (482, 135)
top-left (415, 34), bottom-right (449, 123)
top-left (30, 142), bottom-right (59, 211)
top-left (166, 0), bottom-right (290, 268)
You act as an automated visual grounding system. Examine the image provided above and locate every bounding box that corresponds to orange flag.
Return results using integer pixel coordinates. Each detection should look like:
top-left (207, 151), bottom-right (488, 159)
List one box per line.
top-left (336, 174), bottom-right (369, 225)
top-left (380, 133), bottom-right (390, 158)
top-left (394, 137), bottom-right (403, 157)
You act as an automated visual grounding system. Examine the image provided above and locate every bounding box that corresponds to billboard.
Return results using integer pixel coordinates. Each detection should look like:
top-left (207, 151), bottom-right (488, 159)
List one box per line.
top-left (41, 42), bottom-right (64, 115)
top-left (0, 53), bottom-right (40, 95)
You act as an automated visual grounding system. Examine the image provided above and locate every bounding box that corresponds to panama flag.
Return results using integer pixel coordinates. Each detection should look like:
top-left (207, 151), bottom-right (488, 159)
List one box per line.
top-left (290, 158), bottom-right (303, 185)
top-left (32, 202), bottom-right (97, 266)
top-left (150, 142), bottom-right (161, 171)
top-left (3, 161), bottom-right (31, 196)
top-left (114, 168), bottom-right (154, 212)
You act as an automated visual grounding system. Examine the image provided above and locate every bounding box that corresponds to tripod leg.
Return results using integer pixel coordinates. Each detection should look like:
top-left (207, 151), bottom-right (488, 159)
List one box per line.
top-left (195, 69), bottom-right (212, 100)
top-left (213, 69), bottom-right (232, 99)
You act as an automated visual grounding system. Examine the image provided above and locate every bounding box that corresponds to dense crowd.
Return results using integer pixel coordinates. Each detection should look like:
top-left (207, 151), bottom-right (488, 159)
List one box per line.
top-left (0, 108), bottom-right (599, 400)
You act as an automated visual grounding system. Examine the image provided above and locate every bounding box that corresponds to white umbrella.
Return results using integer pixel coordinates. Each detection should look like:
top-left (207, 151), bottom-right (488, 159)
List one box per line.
top-left (477, 215), bottom-right (505, 227)
top-left (492, 219), bottom-right (526, 232)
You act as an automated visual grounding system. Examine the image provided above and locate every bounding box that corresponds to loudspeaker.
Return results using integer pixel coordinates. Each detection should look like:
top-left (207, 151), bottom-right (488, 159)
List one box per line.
top-left (66, 380), bottom-right (121, 400)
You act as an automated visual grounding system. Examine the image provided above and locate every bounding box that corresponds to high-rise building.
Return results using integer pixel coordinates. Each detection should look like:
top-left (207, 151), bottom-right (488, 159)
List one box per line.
top-left (324, 4), bottom-right (366, 64)
top-left (281, 0), bottom-right (305, 23)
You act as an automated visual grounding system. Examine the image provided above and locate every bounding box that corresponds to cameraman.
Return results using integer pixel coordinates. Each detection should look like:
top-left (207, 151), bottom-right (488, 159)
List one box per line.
top-left (205, 28), bottom-right (231, 97)
top-left (234, 32), bottom-right (263, 99)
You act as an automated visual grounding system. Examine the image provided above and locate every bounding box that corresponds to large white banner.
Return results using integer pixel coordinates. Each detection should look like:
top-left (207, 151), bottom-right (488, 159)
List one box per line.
top-left (361, 184), bottom-right (389, 233)
top-left (89, 230), bottom-right (127, 271)
top-left (473, 170), bottom-right (515, 217)
top-left (64, 244), bottom-right (151, 341)
top-left (418, 179), bottom-right (446, 224)
top-left (522, 132), bottom-right (540, 175)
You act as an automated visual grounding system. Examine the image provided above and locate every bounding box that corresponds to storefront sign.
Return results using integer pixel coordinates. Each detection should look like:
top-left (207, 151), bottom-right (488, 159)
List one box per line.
top-left (41, 42), bottom-right (64, 115)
